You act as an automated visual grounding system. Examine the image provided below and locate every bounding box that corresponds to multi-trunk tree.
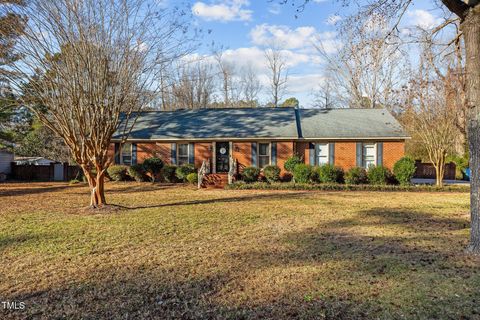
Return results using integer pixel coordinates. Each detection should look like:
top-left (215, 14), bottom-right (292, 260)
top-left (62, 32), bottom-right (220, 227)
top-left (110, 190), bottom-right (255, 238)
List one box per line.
top-left (7, 0), bottom-right (193, 208)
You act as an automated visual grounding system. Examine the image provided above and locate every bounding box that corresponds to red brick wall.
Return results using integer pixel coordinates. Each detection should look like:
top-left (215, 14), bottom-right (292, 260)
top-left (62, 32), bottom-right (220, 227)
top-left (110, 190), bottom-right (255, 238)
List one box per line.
top-left (294, 142), bottom-right (309, 163)
top-left (334, 142), bottom-right (357, 170)
top-left (294, 141), bottom-right (405, 171)
top-left (194, 143), bottom-right (213, 168)
top-left (137, 143), bottom-right (171, 163)
top-left (232, 142), bottom-right (252, 173)
top-left (276, 141), bottom-right (294, 175)
top-left (109, 140), bottom-right (405, 172)
top-left (383, 141), bottom-right (405, 170)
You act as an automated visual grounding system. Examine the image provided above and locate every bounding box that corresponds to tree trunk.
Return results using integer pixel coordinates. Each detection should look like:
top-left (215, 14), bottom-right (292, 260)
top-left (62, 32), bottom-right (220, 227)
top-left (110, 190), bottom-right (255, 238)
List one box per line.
top-left (95, 171), bottom-right (106, 205)
top-left (462, 6), bottom-right (480, 253)
top-left (435, 163), bottom-right (444, 187)
top-left (468, 120), bottom-right (480, 252)
top-left (82, 166), bottom-right (107, 208)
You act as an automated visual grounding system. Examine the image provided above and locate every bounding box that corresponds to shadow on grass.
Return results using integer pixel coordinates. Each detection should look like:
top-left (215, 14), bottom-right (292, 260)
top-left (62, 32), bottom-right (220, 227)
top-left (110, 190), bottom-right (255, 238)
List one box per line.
top-left (0, 234), bottom-right (40, 252)
top-left (119, 191), bottom-right (312, 210)
top-left (105, 183), bottom-right (186, 194)
top-left (2, 207), bottom-right (478, 319)
top-left (2, 266), bottom-right (363, 320)
top-left (0, 184), bottom-right (79, 197)
top-left (323, 208), bottom-right (469, 232)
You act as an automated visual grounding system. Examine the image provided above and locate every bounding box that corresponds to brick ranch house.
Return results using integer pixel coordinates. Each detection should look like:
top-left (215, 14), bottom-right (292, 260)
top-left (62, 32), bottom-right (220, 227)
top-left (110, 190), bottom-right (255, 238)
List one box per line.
top-left (111, 107), bottom-right (409, 184)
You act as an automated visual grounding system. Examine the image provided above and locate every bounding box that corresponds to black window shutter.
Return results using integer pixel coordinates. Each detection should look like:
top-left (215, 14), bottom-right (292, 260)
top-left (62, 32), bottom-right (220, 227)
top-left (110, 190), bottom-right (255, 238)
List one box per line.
top-left (189, 143), bottom-right (195, 165)
top-left (132, 143), bottom-right (137, 165)
top-left (356, 142), bottom-right (363, 167)
top-left (251, 143), bottom-right (257, 167)
top-left (171, 143), bottom-right (177, 165)
top-left (329, 143), bottom-right (335, 165)
top-left (114, 143), bottom-right (120, 164)
top-left (376, 142), bottom-right (383, 166)
top-left (271, 142), bottom-right (277, 165)
top-left (309, 143), bottom-right (315, 166)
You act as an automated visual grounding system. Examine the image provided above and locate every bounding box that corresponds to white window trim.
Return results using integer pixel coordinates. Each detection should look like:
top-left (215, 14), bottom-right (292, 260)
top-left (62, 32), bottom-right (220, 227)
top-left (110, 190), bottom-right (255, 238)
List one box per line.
top-left (120, 143), bottom-right (132, 165)
top-left (316, 143), bottom-right (330, 165)
top-left (177, 142), bottom-right (190, 166)
top-left (257, 142), bottom-right (271, 168)
top-left (362, 143), bottom-right (377, 169)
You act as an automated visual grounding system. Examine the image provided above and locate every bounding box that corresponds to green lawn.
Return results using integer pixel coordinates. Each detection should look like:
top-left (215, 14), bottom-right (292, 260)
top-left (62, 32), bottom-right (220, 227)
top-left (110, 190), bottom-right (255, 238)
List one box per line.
top-left (0, 182), bottom-right (478, 319)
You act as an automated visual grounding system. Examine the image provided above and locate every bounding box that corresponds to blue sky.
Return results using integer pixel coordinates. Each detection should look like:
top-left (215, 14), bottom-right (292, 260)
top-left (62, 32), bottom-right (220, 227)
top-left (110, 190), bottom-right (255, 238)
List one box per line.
top-left (167, 0), bottom-right (449, 107)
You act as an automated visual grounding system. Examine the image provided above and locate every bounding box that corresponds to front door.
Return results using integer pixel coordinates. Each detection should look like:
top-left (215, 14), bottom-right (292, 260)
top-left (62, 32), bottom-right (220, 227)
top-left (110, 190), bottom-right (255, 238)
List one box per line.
top-left (216, 142), bottom-right (230, 173)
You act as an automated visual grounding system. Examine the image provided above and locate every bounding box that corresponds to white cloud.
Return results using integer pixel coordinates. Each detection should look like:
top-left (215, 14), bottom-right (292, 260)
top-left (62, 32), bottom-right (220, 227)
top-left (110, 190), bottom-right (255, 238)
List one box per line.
top-left (406, 9), bottom-right (442, 29)
top-left (250, 23), bottom-right (341, 57)
top-left (288, 74), bottom-right (325, 94)
top-left (268, 4), bottom-right (281, 15)
top-left (312, 0), bottom-right (328, 3)
top-left (325, 14), bottom-right (342, 26)
top-left (192, 0), bottom-right (252, 22)
top-left (250, 24), bottom-right (317, 49)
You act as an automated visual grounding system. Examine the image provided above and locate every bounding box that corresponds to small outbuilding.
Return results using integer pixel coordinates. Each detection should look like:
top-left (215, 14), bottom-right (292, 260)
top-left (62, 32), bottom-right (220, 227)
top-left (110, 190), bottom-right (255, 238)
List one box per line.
top-left (0, 148), bottom-right (14, 180)
top-left (13, 157), bottom-right (56, 166)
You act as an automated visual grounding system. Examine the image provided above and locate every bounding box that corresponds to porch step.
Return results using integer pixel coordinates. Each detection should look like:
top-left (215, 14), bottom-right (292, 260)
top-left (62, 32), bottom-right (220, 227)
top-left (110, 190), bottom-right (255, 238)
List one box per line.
top-left (202, 173), bottom-right (229, 188)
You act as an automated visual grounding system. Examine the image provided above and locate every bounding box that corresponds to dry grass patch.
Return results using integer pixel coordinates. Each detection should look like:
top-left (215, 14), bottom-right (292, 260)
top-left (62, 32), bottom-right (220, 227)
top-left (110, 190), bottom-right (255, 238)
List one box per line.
top-left (0, 182), bottom-right (478, 319)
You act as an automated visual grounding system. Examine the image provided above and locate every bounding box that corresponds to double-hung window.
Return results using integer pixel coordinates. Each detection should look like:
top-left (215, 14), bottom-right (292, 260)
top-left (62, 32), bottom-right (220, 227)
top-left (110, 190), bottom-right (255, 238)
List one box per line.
top-left (362, 143), bottom-right (376, 169)
top-left (121, 143), bottom-right (132, 165)
top-left (258, 143), bottom-right (270, 168)
top-left (317, 143), bottom-right (329, 165)
top-left (177, 143), bottom-right (189, 165)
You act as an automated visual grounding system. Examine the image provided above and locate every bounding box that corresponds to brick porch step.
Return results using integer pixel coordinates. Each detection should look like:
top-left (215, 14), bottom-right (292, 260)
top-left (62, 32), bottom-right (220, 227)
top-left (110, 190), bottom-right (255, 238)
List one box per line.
top-left (202, 173), bottom-right (229, 188)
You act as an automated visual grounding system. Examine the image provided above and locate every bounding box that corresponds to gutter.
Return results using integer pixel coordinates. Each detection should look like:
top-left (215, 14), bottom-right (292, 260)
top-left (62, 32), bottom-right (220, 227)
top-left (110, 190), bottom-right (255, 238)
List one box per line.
top-left (111, 136), bottom-right (411, 142)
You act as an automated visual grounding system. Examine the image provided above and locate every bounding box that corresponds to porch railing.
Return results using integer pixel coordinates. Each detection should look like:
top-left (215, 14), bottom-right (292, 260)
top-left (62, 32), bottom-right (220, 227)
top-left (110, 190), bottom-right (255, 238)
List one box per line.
top-left (198, 159), bottom-right (210, 189)
top-left (228, 156), bottom-right (237, 185)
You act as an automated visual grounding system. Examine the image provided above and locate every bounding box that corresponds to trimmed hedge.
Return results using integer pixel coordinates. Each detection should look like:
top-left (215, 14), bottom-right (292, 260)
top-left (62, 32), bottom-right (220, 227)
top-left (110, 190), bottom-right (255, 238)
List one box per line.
top-left (225, 181), bottom-right (469, 193)
top-left (107, 165), bottom-right (129, 181)
top-left (345, 167), bottom-right (368, 185)
top-left (284, 155), bottom-right (303, 173)
top-left (393, 157), bottom-right (416, 186)
top-left (263, 165), bottom-right (281, 183)
top-left (176, 164), bottom-right (195, 182)
top-left (242, 166), bottom-right (261, 183)
top-left (293, 164), bottom-right (313, 183)
top-left (186, 172), bottom-right (198, 185)
top-left (367, 165), bottom-right (392, 185)
top-left (142, 157), bottom-right (164, 182)
top-left (162, 165), bottom-right (177, 183)
top-left (128, 164), bottom-right (147, 182)
top-left (316, 164), bottom-right (344, 184)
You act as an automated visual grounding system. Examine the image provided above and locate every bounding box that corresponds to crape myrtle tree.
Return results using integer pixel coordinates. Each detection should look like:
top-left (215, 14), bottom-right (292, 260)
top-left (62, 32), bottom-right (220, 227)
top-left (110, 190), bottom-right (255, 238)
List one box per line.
top-left (7, 0), bottom-right (194, 208)
top-left (278, 0), bottom-right (480, 253)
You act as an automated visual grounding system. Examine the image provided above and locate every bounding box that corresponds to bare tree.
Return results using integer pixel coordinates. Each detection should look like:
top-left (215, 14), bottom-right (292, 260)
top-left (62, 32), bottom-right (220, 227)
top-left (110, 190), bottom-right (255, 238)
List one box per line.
top-left (408, 53), bottom-right (456, 186)
top-left (214, 50), bottom-right (237, 107)
top-left (313, 74), bottom-right (338, 109)
top-left (264, 47), bottom-right (288, 107)
top-left (314, 15), bottom-right (407, 109)
top-left (281, 0), bottom-right (480, 253)
top-left (7, 0), bottom-right (192, 208)
top-left (172, 61), bottom-right (215, 109)
top-left (239, 64), bottom-right (262, 107)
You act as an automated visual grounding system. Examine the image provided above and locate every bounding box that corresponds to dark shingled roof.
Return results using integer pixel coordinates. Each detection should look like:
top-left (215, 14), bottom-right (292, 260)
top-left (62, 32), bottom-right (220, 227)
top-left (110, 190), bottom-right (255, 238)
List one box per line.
top-left (113, 108), bottom-right (299, 140)
top-left (113, 107), bottom-right (408, 140)
top-left (298, 108), bottom-right (409, 139)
